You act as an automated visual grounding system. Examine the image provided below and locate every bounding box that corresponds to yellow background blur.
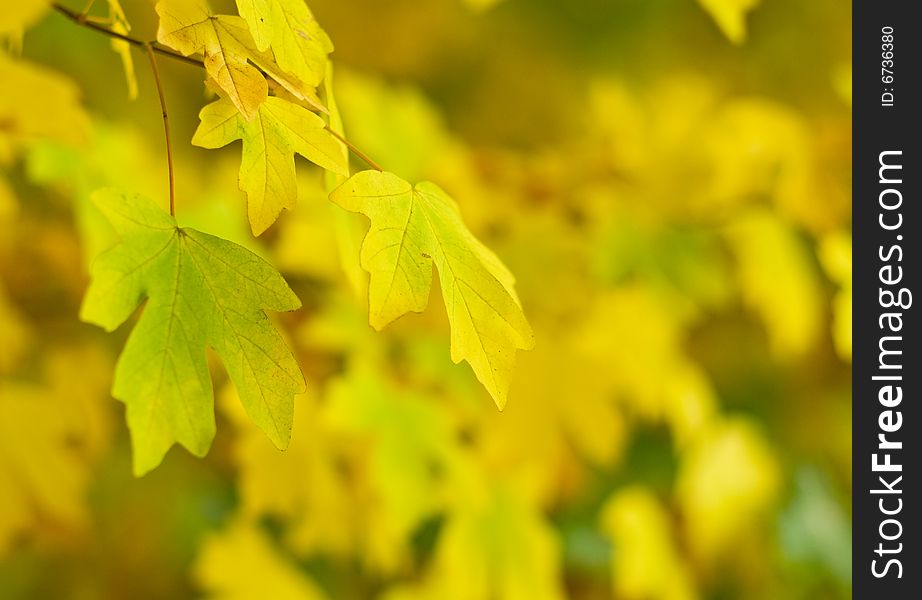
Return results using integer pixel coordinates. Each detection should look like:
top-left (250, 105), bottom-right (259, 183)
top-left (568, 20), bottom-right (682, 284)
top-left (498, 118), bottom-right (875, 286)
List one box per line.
top-left (1, 0), bottom-right (851, 598)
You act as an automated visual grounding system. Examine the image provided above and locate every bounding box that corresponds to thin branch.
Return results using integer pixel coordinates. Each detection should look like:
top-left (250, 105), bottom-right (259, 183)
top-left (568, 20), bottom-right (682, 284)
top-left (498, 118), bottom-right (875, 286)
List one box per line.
top-left (79, 0), bottom-right (97, 18)
top-left (53, 3), bottom-right (204, 68)
top-left (145, 43), bottom-right (176, 217)
top-left (326, 127), bottom-right (384, 172)
top-left (55, 1), bottom-right (387, 176)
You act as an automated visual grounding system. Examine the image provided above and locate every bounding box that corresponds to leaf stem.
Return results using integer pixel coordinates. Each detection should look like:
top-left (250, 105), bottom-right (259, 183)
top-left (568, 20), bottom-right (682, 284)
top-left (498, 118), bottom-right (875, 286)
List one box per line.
top-left (145, 43), bottom-right (176, 217)
top-left (54, 1), bottom-right (387, 176)
top-left (325, 127), bottom-right (384, 172)
top-left (79, 0), bottom-right (97, 19)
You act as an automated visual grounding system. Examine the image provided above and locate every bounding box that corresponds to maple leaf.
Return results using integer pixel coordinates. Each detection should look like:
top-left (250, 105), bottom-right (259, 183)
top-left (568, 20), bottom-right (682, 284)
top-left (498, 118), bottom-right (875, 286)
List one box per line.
top-left (329, 171), bottom-right (534, 409)
top-left (192, 96), bottom-right (348, 235)
top-left (155, 0), bottom-right (317, 120)
top-left (236, 0), bottom-right (333, 88)
top-left (79, 189), bottom-right (305, 475)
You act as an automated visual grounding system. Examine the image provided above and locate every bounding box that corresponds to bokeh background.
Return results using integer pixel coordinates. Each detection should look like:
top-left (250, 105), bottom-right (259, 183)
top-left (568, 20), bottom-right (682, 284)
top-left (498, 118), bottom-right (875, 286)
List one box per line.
top-left (1, 0), bottom-right (851, 598)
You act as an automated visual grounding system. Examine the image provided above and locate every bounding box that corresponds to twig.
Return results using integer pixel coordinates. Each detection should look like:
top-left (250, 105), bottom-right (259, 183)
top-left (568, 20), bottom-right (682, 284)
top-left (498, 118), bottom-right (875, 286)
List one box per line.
top-left (53, 2), bottom-right (203, 68)
top-left (79, 0), bottom-right (97, 18)
top-left (326, 127), bottom-right (384, 172)
top-left (54, 1), bottom-right (387, 176)
top-left (145, 43), bottom-right (176, 216)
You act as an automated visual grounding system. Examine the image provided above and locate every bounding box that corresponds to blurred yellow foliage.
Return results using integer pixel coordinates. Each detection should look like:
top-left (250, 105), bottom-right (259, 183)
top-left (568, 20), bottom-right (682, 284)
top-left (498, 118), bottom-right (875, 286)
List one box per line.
top-left (725, 210), bottom-right (822, 358)
top-left (194, 521), bottom-right (328, 600)
top-left (676, 418), bottom-right (781, 563)
top-left (820, 231), bottom-right (852, 362)
top-left (0, 384), bottom-right (89, 555)
top-left (0, 0), bottom-right (850, 597)
top-left (0, 0), bottom-right (49, 38)
top-left (601, 486), bottom-right (697, 600)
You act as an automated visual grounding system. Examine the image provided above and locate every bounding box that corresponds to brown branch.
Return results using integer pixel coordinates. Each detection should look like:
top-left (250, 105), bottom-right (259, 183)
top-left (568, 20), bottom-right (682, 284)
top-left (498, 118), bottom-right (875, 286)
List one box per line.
top-left (54, 1), bottom-right (387, 177)
top-left (145, 43), bottom-right (176, 217)
top-left (53, 3), bottom-right (204, 68)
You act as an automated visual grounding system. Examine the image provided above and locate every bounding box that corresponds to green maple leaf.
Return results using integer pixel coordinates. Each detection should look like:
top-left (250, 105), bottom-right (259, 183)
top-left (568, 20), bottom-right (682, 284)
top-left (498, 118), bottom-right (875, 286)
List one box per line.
top-left (80, 189), bottom-right (305, 475)
top-left (330, 171), bottom-right (534, 409)
top-left (193, 96), bottom-right (348, 236)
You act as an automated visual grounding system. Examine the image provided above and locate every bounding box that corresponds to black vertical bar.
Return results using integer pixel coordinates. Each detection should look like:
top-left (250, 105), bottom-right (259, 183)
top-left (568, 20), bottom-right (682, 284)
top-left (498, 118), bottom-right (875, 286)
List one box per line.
top-left (853, 1), bottom-right (919, 596)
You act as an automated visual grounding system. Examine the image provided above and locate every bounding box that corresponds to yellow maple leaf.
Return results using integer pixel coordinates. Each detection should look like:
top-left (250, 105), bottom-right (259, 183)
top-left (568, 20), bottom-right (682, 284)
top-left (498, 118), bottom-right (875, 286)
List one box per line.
top-left (235, 0), bottom-right (333, 88)
top-left (330, 171), bottom-right (535, 408)
top-left (156, 0), bottom-right (317, 120)
top-left (192, 96), bottom-right (348, 235)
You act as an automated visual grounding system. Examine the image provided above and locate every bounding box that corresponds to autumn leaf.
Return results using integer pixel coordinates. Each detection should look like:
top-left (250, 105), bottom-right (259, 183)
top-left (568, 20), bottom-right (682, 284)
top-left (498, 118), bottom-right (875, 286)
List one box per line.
top-left (79, 189), bottom-right (304, 475)
top-left (330, 171), bottom-right (534, 409)
top-left (236, 0), bottom-right (333, 88)
top-left (155, 0), bottom-right (318, 120)
top-left (192, 96), bottom-right (347, 235)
